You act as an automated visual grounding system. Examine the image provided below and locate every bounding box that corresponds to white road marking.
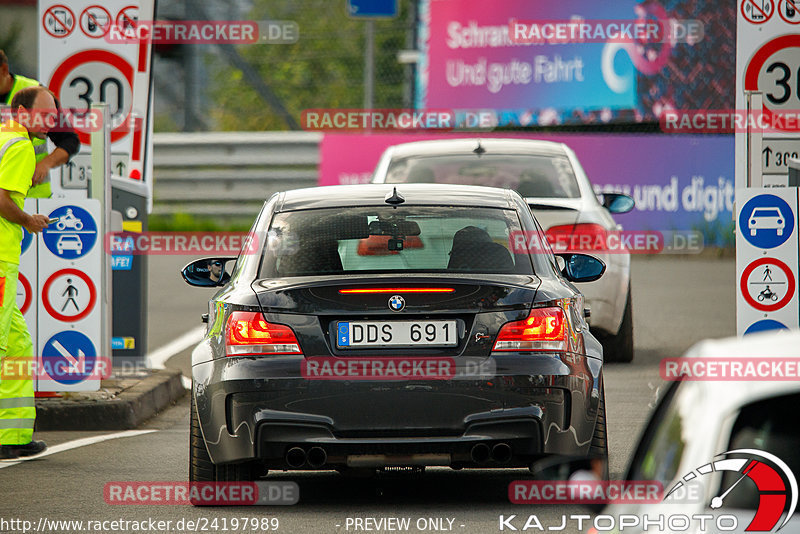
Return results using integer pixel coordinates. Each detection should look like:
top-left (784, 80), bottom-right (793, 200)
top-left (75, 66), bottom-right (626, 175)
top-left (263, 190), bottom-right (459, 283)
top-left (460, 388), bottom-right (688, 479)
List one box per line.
top-left (147, 325), bottom-right (204, 370)
top-left (0, 430), bottom-right (156, 469)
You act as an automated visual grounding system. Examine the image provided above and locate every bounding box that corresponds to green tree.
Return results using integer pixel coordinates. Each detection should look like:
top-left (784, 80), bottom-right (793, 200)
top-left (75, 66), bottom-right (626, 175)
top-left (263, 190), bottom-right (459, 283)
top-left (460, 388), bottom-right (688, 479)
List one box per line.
top-left (208, 0), bottom-right (414, 131)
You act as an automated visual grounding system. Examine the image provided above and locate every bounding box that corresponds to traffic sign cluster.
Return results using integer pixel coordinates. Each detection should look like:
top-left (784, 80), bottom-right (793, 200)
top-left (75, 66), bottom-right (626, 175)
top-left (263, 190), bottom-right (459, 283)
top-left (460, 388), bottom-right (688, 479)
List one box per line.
top-left (736, 190), bottom-right (799, 333)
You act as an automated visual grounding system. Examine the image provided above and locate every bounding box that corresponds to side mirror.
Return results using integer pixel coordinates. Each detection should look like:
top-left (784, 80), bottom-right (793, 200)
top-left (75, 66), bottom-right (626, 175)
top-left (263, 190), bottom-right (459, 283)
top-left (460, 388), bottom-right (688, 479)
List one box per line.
top-left (601, 193), bottom-right (635, 214)
top-left (556, 253), bottom-right (606, 283)
top-left (181, 257), bottom-right (235, 287)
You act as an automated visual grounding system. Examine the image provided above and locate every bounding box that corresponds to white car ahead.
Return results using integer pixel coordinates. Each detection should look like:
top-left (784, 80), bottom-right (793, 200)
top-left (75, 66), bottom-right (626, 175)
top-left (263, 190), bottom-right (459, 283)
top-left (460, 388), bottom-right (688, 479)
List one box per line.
top-left (371, 138), bottom-right (635, 362)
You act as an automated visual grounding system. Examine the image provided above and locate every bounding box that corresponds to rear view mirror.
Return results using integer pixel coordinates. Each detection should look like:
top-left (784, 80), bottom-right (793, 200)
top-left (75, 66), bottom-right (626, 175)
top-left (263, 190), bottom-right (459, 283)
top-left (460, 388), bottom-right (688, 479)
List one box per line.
top-left (181, 257), bottom-right (235, 287)
top-left (556, 253), bottom-right (605, 283)
top-left (601, 193), bottom-right (635, 214)
top-left (368, 219), bottom-right (421, 237)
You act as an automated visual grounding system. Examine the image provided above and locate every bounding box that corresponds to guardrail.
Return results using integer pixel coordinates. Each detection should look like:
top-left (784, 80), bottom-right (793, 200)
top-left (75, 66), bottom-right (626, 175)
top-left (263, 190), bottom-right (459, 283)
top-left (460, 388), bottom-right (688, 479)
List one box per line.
top-left (152, 131), bottom-right (323, 218)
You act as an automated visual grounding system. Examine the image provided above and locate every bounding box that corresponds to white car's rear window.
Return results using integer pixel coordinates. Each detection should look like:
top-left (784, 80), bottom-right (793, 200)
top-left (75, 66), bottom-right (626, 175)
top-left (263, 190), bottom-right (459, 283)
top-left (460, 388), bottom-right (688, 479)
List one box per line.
top-left (384, 154), bottom-right (581, 198)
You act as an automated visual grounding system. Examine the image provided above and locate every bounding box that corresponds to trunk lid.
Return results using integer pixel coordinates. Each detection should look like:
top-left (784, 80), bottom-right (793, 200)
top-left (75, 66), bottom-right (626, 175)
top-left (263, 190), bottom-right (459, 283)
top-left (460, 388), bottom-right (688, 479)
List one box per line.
top-left (251, 275), bottom-right (540, 358)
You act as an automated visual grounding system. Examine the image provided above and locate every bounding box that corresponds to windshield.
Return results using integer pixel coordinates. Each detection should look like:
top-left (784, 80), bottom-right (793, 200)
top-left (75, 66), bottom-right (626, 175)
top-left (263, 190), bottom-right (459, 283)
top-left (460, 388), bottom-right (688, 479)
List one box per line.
top-left (259, 206), bottom-right (534, 278)
top-left (627, 382), bottom-right (686, 489)
top-left (384, 154), bottom-right (581, 198)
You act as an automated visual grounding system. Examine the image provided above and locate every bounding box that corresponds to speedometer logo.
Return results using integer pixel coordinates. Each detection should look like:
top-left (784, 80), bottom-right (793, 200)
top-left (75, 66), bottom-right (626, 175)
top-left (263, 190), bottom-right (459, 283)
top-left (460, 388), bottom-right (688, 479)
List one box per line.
top-left (667, 449), bottom-right (797, 532)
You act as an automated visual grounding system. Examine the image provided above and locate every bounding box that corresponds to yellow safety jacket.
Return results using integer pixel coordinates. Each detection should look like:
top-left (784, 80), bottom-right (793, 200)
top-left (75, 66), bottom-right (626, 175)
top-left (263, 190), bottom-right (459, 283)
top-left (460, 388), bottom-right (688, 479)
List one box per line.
top-left (0, 119), bottom-right (34, 263)
top-left (3, 75), bottom-right (50, 198)
top-left (0, 119), bottom-right (36, 446)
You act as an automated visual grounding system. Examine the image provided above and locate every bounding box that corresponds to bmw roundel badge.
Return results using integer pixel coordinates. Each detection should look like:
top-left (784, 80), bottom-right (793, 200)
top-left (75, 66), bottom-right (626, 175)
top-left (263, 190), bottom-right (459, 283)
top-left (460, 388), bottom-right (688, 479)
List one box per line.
top-left (388, 295), bottom-right (405, 312)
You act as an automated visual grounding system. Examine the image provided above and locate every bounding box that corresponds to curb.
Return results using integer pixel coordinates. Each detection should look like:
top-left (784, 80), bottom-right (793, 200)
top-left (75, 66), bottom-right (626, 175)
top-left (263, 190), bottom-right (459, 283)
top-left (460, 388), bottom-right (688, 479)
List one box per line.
top-left (34, 369), bottom-right (187, 431)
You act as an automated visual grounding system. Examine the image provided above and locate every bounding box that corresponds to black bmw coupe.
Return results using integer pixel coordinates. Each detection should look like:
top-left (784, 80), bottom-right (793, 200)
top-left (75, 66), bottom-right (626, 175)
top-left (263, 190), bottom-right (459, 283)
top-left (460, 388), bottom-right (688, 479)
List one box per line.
top-left (182, 184), bottom-right (607, 482)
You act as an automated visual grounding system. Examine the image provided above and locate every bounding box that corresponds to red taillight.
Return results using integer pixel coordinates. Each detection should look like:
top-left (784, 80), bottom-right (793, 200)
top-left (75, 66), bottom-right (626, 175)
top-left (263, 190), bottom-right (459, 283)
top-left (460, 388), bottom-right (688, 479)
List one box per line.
top-left (225, 311), bottom-right (302, 356)
top-left (339, 287), bottom-right (454, 294)
top-left (546, 223), bottom-right (609, 253)
top-left (493, 307), bottom-right (567, 352)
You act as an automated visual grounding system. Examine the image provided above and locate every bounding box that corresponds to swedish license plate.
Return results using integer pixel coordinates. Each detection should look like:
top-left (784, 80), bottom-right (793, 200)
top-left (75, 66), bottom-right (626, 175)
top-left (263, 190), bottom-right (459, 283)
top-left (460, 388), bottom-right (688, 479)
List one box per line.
top-left (336, 321), bottom-right (457, 348)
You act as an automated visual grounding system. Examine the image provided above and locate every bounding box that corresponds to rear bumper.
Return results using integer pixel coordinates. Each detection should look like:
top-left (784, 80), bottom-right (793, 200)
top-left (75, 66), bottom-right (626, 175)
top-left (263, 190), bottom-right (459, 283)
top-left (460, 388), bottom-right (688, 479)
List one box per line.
top-left (192, 352), bottom-right (603, 468)
top-left (255, 415), bottom-right (543, 469)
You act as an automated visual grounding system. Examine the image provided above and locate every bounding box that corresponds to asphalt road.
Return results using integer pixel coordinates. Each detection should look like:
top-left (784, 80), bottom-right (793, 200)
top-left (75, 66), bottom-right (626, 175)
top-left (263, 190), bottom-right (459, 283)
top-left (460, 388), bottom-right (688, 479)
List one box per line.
top-left (0, 256), bottom-right (736, 533)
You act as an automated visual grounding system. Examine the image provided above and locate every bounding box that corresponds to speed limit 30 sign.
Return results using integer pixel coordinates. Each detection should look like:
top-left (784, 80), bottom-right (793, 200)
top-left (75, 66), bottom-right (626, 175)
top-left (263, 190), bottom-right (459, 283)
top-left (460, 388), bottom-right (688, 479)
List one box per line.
top-left (736, 0), bottom-right (800, 190)
top-left (48, 49), bottom-right (134, 146)
top-left (38, 0), bottom-right (154, 185)
top-left (744, 35), bottom-right (800, 132)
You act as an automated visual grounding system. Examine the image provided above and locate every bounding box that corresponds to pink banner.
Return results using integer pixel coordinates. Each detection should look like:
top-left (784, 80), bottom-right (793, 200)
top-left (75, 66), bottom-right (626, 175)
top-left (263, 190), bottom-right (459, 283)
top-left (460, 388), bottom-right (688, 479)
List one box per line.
top-left (318, 132), bottom-right (734, 235)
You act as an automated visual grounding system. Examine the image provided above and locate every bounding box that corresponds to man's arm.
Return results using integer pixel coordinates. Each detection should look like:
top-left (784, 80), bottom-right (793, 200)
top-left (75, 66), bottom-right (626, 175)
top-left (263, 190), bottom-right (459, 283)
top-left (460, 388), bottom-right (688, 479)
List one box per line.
top-left (32, 146), bottom-right (71, 185)
top-left (0, 189), bottom-right (48, 233)
top-left (34, 97), bottom-right (80, 186)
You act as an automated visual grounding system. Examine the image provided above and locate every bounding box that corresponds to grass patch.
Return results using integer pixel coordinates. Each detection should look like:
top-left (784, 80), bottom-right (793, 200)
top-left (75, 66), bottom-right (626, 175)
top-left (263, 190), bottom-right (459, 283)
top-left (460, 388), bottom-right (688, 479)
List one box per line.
top-left (148, 213), bottom-right (255, 232)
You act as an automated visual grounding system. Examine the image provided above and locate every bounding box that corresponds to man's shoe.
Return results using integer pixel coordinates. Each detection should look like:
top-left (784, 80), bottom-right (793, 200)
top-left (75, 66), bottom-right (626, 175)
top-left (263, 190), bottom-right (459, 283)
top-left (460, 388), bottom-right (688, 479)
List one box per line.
top-left (1, 440), bottom-right (47, 458)
top-left (0, 446), bottom-right (19, 460)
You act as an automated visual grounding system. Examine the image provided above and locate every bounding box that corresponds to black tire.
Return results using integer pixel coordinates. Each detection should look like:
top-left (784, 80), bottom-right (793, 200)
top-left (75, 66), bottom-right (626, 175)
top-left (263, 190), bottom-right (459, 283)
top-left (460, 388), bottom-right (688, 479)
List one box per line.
top-left (600, 285), bottom-right (634, 363)
top-left (190, 394), bottom-right (261, 505)
top-left (190, 394), bottom-right (215, 483)
top-left (589, 384), bottom-right (609, 477)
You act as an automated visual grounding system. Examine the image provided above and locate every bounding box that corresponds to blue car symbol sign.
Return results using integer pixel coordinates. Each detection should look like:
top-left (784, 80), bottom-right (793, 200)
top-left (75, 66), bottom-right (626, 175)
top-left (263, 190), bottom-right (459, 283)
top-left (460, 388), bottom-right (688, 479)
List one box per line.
top-left (42, 205), bottom-right (97, 259)
top-left (388, 295), bottom-right (405, 312)
top-left (738, 194), bottom-right (794, 249)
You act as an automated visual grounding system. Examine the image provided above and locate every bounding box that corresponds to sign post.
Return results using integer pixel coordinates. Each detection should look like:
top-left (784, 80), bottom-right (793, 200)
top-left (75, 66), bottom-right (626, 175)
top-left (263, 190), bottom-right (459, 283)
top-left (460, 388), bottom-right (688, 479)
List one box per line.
top-left (736, 6), bottom-right (800, 189)
top-left (90, 103), bottom-right (112, 373)
top-left (38, 0), bottom-right (154, 197)
top-left (736, 0), bottom-right (800, 334)
top-left (33, 0), bottom-right (154, 388)
top-left (37, 200), bottom-right (103, 391)
top-left (347, 0), bottom-right (398, 110)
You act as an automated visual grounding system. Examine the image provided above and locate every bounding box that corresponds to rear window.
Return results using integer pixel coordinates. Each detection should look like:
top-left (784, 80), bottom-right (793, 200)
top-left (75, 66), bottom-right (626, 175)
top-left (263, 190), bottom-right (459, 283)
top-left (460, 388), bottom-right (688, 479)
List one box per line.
top-left (259, 206), bottom-right (533, 278)
top-left (384, 154), bottom-right (581, 199)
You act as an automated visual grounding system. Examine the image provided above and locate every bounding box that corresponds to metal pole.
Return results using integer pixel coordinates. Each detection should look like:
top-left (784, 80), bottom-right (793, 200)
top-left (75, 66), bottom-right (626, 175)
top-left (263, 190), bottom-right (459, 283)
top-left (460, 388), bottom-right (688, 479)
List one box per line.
top-left (89, 103), bottom-right (112, 365)
top-left (364, 20), bottom-right (375, 109)
top-left (403, 2), bottom-right (415, 108)
top-left (184, 2), bottom-right (199, 131)
top-left (748, 92), bottom-right (764, 188)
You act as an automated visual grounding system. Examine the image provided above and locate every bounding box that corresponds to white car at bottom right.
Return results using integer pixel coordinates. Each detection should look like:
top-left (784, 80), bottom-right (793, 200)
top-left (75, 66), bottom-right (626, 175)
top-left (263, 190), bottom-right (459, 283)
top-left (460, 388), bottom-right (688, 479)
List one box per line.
top-left (602, 329), bottom-right (800, 533)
